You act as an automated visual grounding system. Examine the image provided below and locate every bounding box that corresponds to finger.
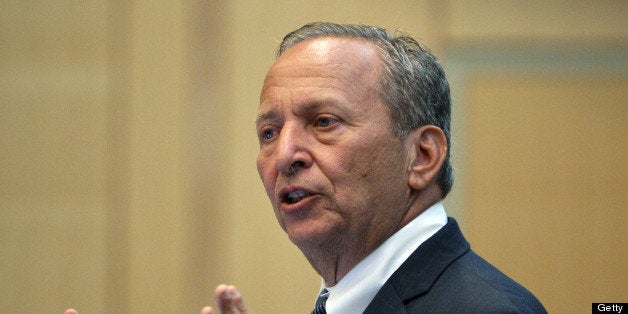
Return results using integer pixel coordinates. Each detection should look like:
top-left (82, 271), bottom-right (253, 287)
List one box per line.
top-left (226, 285), bottom-right (248, 313)
top-left (215, 285), bottom-right (249, 314)
top-left (200, 305), bottom-right (213, 314)
top-left (228, 286), bottom-right (248, 313)
top-left (214, 284), bottom-right (232, 313)
top-left (65, 309), bottom-right (78, 314)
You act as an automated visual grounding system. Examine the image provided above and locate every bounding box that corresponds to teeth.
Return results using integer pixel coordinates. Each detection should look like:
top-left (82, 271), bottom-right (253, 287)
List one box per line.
top-left (286, 189), bottom-right (309, 204)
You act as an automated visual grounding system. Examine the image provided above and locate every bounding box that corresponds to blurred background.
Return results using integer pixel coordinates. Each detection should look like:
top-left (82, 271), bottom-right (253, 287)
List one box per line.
top-left (1, 1), bottom-right (626, 313)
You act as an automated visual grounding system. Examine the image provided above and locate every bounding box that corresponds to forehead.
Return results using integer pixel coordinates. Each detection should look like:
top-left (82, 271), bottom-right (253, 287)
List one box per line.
top-left (259, 37), bottom-right (382, 105)
top-left (275, 37), bottom-right (381, 72)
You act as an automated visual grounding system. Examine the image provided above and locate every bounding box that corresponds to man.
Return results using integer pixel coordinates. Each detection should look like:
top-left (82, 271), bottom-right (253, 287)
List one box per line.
top-left (62, 22), bottom-right (544, 314)
top-left (66, 21), bottom-right (545, 314)
top-left (203, 22), bottom-right (546, 314)
top-left (201, 22), bottom-right (546, 314)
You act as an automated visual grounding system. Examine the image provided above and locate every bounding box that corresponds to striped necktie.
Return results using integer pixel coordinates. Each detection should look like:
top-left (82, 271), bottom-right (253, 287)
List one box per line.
top-left (311, 288), bottom-right (329, 314)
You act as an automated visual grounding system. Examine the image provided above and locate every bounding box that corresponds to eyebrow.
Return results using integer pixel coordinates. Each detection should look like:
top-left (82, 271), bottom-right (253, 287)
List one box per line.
top-left (298, 101), bottom-right (328, 115)
top-left (255, 99), bottom-right (345, 128)
top-left (255, 110), bottom-right (278, 128)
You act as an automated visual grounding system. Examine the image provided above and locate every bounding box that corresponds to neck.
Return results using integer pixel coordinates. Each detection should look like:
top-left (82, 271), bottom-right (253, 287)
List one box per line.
top-left (302, 233), bottom-right (382, 286)
top-left (302, 185), bottom-right (443, 286)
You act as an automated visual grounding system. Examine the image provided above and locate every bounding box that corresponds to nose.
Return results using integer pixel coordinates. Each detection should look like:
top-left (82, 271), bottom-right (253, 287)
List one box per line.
top-left (274, 123), bottom-right (312, 175)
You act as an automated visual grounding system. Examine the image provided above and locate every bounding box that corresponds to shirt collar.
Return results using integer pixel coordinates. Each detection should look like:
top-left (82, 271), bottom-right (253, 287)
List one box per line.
top-left (318, 202), bottom-right (447, 314)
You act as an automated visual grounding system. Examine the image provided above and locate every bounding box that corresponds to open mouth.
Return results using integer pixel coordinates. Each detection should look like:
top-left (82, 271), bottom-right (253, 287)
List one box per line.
top-left (282, 188), bottom-right (312, 204)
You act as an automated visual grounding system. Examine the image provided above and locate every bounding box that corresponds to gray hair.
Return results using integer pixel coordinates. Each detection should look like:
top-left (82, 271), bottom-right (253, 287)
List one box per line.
top-left (277, 22), bottom-right (453, 198)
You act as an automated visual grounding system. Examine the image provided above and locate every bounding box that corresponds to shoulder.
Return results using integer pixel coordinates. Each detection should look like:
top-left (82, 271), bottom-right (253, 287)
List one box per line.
top-left (407, 250), bottom-right (546, 314)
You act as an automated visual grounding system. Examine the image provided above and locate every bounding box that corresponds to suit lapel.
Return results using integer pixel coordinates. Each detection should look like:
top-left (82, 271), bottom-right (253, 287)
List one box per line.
top-left (362, 283), bottom-right (407, 313)
top-left (364, 218), bottom-right (470, 313)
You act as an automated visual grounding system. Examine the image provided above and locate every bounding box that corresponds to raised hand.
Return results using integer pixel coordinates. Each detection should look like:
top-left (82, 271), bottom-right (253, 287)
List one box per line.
top-left (201, 284), bottom-right (249, 314)
top-left (64, 284), bottom-right (249, 314)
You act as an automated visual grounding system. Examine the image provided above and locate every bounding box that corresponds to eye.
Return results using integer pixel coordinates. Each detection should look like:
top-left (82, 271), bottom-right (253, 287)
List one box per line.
top-left (264, 129), bottom-right (275, 139)
top-left (260, 127), bottom-right (277, 142)
top-left (314, 115), bottom-right (337, 128)
top-left (264, 129), bottom-right (275, 140)
top-left (317, 117), bottom-right (331, 127)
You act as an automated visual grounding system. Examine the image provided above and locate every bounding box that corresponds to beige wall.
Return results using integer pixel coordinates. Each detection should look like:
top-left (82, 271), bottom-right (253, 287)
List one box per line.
top-left (1, 1), bottom-right (626, 313)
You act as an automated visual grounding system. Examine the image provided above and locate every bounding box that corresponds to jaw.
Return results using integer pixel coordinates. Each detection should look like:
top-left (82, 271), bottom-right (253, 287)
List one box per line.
top-left (278, 206), bottom-right (394, 286)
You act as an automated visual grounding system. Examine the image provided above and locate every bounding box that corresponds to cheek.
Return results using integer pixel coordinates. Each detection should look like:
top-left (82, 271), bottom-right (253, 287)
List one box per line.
top-left (255, 156), bottom-right (265, 181)
top-left (343, 139), bottom-right (408, 196)
top-left (256, 156), bottom-right (275, 198)
top-left (328, 149), bottom-right (382, 202)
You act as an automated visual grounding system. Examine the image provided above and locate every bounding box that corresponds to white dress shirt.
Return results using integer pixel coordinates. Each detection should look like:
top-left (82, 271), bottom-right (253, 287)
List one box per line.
top-left (318, 202), bottom-right (448, 314)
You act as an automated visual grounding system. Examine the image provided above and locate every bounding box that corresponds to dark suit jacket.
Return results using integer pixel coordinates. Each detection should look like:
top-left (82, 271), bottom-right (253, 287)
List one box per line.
top-left (363, 218), bottom-right (546, 314)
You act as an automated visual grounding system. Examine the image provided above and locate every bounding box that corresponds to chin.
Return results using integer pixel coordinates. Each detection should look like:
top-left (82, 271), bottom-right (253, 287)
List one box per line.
top-left (285, 221), bottom-right (338, 249)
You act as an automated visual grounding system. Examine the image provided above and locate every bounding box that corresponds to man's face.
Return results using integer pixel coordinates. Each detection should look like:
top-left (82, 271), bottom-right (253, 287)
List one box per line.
top-left (256, 38), bottom-right (414, 251)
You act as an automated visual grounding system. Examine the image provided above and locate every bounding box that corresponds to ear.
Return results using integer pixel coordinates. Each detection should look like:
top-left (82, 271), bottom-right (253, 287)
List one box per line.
top-left (405, 125), bottom-right (448, 191)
